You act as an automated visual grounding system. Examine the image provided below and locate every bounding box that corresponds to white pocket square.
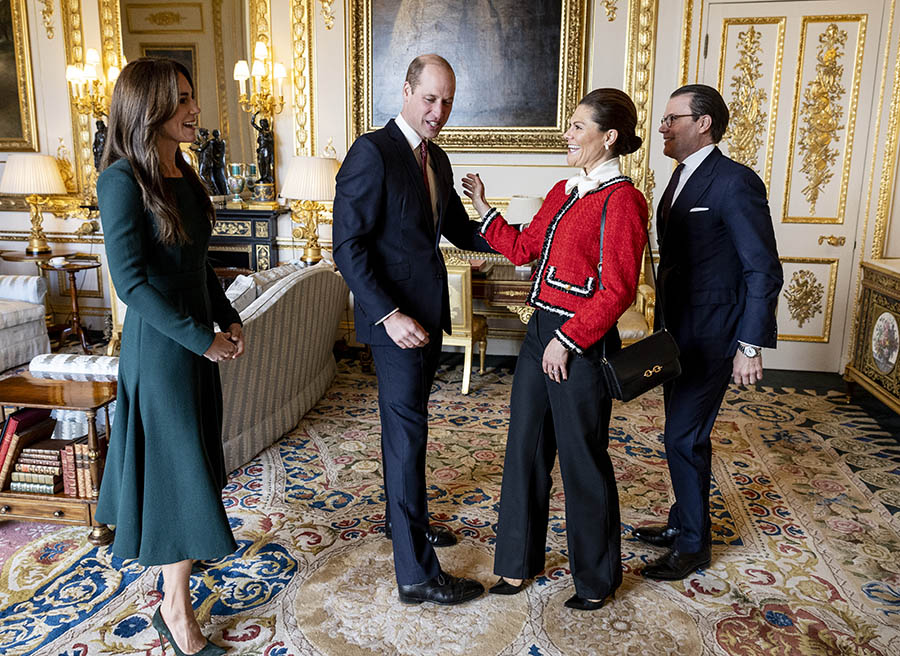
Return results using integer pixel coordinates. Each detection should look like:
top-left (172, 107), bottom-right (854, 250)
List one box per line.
top-left (689, 207), bottom-right (709, 213)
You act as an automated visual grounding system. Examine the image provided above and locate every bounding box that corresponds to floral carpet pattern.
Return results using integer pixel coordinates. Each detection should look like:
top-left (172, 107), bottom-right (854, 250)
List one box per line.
top-left (1, 359), bottom-right (899, 655)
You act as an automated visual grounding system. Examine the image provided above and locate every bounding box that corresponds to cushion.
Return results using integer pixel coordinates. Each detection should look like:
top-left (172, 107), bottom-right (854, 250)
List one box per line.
top-left (225, 274), bottom-right (258, 314)
top-left (250, 263), bottom-right (303, 294)
top-left (0, 299), bottom-right (46, 330)
top-left (29, 353), bottom-right (119, 382)
top-left (617, 308), bottom-right (650, 341)
top-left (0, 275), bottom-right (47, 305)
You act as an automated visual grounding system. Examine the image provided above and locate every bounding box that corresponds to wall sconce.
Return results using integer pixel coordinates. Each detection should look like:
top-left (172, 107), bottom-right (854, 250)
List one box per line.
top-left (233, 41), bottom-right (286, 119)
top-left (66, 48), bottom-right (120, 120)
top-left (0, 154), bottom-right (68, 254)
top-left (281, 156), bottom-right (340, 265)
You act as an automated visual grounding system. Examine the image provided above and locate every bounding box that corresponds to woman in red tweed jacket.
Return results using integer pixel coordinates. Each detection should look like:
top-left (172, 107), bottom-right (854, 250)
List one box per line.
top-left (462, 88), bottom-right (648, 610)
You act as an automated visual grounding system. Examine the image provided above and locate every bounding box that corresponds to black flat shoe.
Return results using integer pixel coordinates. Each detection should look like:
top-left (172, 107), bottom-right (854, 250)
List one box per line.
top-left (632, 525), bottom-right (680, 548)
top-left (642, 546), bottom-right (711, 580)
top-left (398, 571), bottom-right (484, 605)
top-left (384, 523), bottom-right (458, 547)
top-left (488, 578), bottom-right (524, 595)
top-left (564, 592), bottom-right (613, 611)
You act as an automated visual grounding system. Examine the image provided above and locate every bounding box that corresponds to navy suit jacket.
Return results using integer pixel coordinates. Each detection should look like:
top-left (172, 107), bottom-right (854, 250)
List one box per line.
top-left (657, 147), bottom-right (783, 360)
top-left (333, 119), bottom-right (490, 345)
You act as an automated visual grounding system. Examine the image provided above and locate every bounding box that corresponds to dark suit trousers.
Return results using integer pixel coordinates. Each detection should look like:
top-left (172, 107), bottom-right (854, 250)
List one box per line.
top-left (370, 333), bottom-right (443, 586)
top-left (662, 354), bottom-right (733, 552)
top-left (493, 311), bottom-right (621, 600)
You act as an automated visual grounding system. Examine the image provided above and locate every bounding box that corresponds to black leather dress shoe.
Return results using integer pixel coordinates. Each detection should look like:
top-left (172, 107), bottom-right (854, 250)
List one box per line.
top-left (384, 523), bottom-right (458, 547)
top-left (632, 525), bottom-right (680, 548)
top-left (564, 592), bottom-right (614, 611)
top-left (398, 571), bottom-right (485, 605)
top-left (488, 578), bottom-right (524, 595)
top-left (642, 546), bottom-right (711, 580)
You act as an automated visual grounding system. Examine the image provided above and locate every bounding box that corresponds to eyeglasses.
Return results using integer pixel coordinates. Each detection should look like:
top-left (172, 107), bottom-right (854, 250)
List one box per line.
top-left (659, 113), bottom-right (697, 127)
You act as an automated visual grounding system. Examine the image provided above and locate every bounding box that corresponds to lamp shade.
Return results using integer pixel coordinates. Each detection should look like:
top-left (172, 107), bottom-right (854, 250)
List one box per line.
top-left (0, 154), bottom-right (67, 196)
top-left (505, 195), bottom-right (544, 225)
top-left (280, 156), bottom-right (340, 201)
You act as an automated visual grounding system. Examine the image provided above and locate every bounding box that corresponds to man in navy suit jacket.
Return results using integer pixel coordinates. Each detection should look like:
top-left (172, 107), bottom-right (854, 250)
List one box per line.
top-left (333, 54), bottom-right (489, 606)
top-left (635, 84), bottom-right (783, 580)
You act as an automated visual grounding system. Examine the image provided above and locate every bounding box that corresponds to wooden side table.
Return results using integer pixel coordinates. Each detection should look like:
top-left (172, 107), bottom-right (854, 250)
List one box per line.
top-left (0, 372), bottom-right (116, 545)
top-left (38, 260), bottom-right (101, 354)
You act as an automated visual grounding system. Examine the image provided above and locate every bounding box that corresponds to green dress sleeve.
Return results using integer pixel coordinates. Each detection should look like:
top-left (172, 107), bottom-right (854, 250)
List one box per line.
top-left (98, 162), bottom-right (216, 356)
top-left (205, 260), bottom-right (242, 330)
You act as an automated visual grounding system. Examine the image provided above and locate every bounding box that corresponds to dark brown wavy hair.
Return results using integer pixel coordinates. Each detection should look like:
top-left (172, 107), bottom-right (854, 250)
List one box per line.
top-left (100, 57), bottom-right (213, 245)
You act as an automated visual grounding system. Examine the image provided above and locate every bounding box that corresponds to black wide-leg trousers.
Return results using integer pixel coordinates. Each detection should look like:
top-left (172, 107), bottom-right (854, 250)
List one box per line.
top-left (493, 310), bottom-right (622, 600)
top-left (371, 332), bottom-right (443, 586)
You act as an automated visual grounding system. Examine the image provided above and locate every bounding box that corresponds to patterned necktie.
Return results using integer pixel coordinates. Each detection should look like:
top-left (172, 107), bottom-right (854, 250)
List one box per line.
top-left (660, 163), bottom-right (685, 231)
top-left (419, 140), bottom-right (431, 201)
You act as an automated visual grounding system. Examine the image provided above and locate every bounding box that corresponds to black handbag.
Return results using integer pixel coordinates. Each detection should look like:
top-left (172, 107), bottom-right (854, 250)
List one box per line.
top-left (600, 232), bottom-right (681, 402)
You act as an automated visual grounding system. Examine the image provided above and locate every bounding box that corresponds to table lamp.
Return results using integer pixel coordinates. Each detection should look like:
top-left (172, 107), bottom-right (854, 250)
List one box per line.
top-left (0, 154), bottom-right (67, 255)
top-left (505, 195), bottom-right (544, 227)
top-left (281, 156), bottom-right (340, 264)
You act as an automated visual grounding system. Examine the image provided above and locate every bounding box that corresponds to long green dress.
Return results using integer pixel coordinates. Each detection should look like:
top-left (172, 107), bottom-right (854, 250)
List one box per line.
top-left (95, 158), bottom-right (240, 565)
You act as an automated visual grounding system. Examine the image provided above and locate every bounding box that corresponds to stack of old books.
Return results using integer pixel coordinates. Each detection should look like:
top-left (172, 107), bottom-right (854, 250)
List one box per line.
top-left (0, 408), bottom-right (91, 497)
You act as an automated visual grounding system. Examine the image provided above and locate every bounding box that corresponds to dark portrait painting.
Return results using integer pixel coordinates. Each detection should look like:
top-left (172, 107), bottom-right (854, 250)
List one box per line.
top-left (141, 45), bottom-right (198, 85)
top-left (0, 0), bottom-right (23, 141)
top-left (372, 0), bottom-right (562, 127)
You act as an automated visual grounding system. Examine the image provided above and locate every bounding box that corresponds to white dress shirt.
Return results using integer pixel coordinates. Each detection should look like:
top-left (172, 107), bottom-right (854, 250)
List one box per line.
top-left (671, 143), bottom-right (715, 204)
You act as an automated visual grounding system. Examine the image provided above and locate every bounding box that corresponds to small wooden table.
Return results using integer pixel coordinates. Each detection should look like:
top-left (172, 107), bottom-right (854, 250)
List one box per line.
top-left (0, 372), bottom-right (116, 545)
top-left (38, 260), bottom-right (102, 354)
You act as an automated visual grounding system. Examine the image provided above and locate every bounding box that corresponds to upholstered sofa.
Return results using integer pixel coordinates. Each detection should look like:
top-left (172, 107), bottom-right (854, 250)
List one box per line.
top-left (0, 274), bottom-right (51, 373)
top-left (30, 262), bottom-right (349, 472)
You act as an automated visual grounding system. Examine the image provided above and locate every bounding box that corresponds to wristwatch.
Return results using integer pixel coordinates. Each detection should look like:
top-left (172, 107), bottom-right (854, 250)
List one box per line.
top-left (737, 343), bottom-right (760, 358)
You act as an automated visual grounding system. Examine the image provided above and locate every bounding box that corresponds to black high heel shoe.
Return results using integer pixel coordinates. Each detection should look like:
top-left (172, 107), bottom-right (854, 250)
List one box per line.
top-left (489, 577), bottom-right (525, 595)
top-left (152, 607), bottom-right (226, 656)
top-left (564, 591), bottom-right (614, 611)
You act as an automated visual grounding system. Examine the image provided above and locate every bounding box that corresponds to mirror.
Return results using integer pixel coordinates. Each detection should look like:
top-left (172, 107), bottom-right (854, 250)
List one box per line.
top-left (117, 0), bottom-right (255, 165)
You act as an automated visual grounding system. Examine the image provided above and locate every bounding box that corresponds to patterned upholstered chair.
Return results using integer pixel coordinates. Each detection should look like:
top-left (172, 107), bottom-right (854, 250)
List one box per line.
top-left (0, 274), bottom-right (51, 373)
top-left (442, 255), bottom-right (488, 395)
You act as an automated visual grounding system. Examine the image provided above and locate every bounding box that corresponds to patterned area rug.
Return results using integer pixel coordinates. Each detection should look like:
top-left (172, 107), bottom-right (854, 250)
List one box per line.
top-left (1, 359), bottom-right (898, 655)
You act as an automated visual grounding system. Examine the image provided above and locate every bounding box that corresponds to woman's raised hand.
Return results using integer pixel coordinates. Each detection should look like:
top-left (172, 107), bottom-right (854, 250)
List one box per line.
top-left (461, 173), bottom-right (491, 217)
top-left (203, 332), bottom-right (237, 361)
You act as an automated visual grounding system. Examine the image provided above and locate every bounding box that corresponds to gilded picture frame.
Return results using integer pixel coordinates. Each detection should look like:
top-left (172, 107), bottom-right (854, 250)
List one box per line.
top-left (0, 0), bottom-right (38, 151)
top-left (348, 0), bottom-right (588, 152)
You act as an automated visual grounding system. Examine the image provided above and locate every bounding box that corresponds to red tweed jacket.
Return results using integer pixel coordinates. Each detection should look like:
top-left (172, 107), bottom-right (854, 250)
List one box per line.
top-left (480, 177), bottom-right (648, 354)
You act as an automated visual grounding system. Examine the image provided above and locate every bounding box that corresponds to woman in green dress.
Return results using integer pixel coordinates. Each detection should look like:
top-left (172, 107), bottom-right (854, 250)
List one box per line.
top-left (95, 58), bottom-right (245, 656)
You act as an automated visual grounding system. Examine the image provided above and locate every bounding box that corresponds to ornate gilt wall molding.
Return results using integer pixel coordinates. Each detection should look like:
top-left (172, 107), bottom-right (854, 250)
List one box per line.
top-left (871, 8), bottom-right (900, 258)
top-left (147, 11), bottom-right (185, 26)
top-left (211, 0), bottom-right (230, 159)
top-left (603, 1), bottom-right (617, 22)
top-left (40, 0), bottom-right (56, 39)
top-left (1, 0), bottom-right (39, 152)
top-left (60, 0), bottom-right (92, 195)
top-left (318, 0), bottom-right (336, 29)
top-left (292, 0), bottom-right (315, 156)
top-left (721, 26), bottom-right (766, 172)
top-left (783, 15), bottom-right (867, 224)
top-left (623, 0), bottom-right (659, 208)
top-left (250, 0), bottom-right (272, 51)
top-left (98, 0), bottom-right (124, 81)
top-left (779, 257), bottom-right (839, 343)
top-left (679, 0), bottom-right (693, 85)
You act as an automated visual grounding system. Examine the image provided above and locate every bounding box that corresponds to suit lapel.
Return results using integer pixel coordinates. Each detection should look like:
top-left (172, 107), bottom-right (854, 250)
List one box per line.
top-left (660, 147), bottom-right (721, 251)
top-left (386, 120), bottom-right (435, 236)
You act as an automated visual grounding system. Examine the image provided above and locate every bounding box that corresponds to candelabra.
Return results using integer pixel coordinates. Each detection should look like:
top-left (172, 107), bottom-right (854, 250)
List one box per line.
top-left (233, 41), bottom-right (287, 118)
top-left (66, 48), bottom-right (119, 120)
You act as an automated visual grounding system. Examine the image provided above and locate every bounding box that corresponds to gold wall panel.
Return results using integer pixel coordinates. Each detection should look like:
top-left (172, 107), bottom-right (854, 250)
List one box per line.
top-left (291, 0), bottom-right (315, 156)
top-left (782, 15), bottom-right (867, 224)
top-left (60, 0), bottom-right (93, 194)
top-left (777, 256), bottom-right (838, 343)
top-left (716, 17), bottom-right (785, 191)
top-left (623, 0), bottom-right (659, 206)
top-left (125, 2), bottom-right (204, 32)
top-left (40, 0), bottom-right (56, 39)
top-left (871, 6), bottom-right (900, 258)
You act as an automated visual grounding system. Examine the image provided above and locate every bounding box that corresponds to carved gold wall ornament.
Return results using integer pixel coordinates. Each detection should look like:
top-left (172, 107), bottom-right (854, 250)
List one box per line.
top-left (147, 11), bottom-right (185, 26)
top-left (211, 0), bottom-right (230, 158)
top-left (622, 0), bottom-right (659, 207)
top-left (818, 235), bottom-right (846, 247)
top-left (722, 27), bottom-right (766, 172)
top-left (256, 245), bottom-right (270, 270)
top-left (603, 1), bottom-right (617, 22)
top-left (292, 0), bottom-right (316, 156)
top-left (213, 221), bottom-right (252, 237)
top-left (508, 306), bottom-right (535, 325)
top-left (99, 0), bottom-right (123, 76)
top-left (783, 16), bottom-right (866, 224)
top-left (798, 23), bottom-right (848, 215)
top-left (679, 0), bottom-right (694, 86)
top-left (778, 257), bottom-right (838, 343)
top-left (871, 4), bottom-right (900, 258)
top-left (55, 140), bottom-right (77, 194)
top-left (40, 0), bottom-right (55, 39)
top-left (319, 0), bottom-right (336, 29)
top-left (784, 269), bottom-right (824, 328)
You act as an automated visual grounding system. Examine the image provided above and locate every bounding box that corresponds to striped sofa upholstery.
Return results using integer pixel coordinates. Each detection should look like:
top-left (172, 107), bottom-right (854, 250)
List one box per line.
top-left (28, 263), bottom-right (349, 473)
top-left (0, 275), bottom-right (51, 373)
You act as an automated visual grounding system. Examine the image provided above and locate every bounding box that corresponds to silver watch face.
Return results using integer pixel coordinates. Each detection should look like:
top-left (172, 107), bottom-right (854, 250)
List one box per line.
top-left (742, 345), bottom-right (759, 358)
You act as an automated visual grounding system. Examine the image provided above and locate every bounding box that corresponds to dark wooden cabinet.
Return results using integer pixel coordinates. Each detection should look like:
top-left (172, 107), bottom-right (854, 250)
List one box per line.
top-left (210, 207), bottom-right (287, 271)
